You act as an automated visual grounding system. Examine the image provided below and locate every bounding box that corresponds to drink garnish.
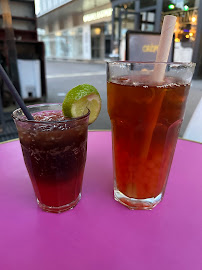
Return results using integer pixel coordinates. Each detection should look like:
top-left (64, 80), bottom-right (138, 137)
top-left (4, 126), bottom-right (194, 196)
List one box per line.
top-left (62, 84), bottom-right (101, 124)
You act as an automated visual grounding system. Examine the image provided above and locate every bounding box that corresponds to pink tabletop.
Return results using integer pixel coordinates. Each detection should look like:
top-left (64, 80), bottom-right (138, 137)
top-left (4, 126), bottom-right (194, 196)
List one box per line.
top-left (0, 131), bottom-right (202, 270)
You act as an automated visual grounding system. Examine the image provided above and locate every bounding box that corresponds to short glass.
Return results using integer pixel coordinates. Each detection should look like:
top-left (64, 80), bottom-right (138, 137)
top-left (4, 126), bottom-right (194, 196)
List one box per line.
top-left (12, 103), bottom-right (90, 213)
top-left (107, 62), bottom-right (195, 210)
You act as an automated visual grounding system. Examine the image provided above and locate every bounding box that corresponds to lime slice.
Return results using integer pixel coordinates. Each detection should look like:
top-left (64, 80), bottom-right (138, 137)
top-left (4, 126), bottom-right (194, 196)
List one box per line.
top-left (62, 84), bottom-right (101, 124)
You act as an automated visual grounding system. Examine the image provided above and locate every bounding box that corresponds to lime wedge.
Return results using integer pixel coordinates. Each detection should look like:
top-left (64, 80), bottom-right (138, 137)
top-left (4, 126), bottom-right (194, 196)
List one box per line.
top-left (62, 84), bottom-right (101, 124)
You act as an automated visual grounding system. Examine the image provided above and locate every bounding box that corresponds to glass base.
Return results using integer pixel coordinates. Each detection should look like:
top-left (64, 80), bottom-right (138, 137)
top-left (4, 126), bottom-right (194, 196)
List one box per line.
top-left (37, 193), bottom-right (81, 213)
top-left (114, 189), bottom-right (163, 210)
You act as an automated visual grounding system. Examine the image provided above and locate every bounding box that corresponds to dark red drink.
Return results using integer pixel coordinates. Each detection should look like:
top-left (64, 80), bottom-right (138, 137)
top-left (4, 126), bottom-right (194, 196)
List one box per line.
top-left (13, 104), bottom-right (89, 213)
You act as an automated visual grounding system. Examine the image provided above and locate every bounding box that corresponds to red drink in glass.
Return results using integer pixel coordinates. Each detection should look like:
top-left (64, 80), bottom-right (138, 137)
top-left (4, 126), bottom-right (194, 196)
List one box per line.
top-left (13, 104), bottom-right (89, 213)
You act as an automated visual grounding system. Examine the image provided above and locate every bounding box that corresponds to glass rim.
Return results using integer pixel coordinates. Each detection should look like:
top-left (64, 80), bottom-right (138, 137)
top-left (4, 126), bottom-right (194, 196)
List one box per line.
top-left (107, 61), bottom-right (196, 67)
top-left (12, 103), bottom-right (90, 124)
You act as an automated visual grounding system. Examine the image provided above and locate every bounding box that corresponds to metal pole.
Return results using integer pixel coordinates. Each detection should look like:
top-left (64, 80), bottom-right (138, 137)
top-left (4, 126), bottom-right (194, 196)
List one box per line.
top-left (192, 1), bottom-right (202, 78)
top-left (154, 0), bottom-right (163, 32)
top-left (134, 0), bottom-right (140, 31)
top-left (118, 8), bottom-right (122, 58)
top-left (0, 0), bottom-right (21, 94)
top-left (111, 6), bottom-right (115, 53)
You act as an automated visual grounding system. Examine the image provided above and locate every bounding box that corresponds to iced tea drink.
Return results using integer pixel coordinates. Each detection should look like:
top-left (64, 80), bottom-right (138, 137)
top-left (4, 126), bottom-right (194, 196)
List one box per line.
top-left (107, 62), bottom-right (195, 209)
top-left (13, 104), bottom-right (89, 213)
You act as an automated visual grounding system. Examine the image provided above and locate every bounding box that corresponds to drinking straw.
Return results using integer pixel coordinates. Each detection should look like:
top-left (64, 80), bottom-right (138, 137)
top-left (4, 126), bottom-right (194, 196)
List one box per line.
top-left (0, 64), bottom-right (34, 120)
top-left (152, 15), bottom-right (177, 82)
top-left (140, 15), bottom-right (177, 159)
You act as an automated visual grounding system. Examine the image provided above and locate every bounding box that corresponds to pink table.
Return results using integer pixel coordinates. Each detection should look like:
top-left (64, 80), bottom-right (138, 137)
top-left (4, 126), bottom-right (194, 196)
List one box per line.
top-left (0, 131), bottom-right (202, 270)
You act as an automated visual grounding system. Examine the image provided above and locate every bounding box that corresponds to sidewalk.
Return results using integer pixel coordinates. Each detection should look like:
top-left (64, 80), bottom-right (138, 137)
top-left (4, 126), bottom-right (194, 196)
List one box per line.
top-left (182, 80), bottom-right (202, 142)
top-left (180, 79), bottom-right (202, 140)
top-left (0, 110), bottom-right (18, 142)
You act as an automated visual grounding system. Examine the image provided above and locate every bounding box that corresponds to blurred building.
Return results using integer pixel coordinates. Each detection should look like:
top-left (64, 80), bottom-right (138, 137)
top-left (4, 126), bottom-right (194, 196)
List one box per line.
top-left (37, 0), bottom-right (202, 76)
top-left (37, 0), bottom-right (112, 60)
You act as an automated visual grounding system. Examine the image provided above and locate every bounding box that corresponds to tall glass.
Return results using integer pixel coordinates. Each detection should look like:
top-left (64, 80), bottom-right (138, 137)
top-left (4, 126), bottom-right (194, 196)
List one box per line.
top-left (107, 62), bottom-right (195, 210)
top-left (13, 104), bottom-right (90, 213)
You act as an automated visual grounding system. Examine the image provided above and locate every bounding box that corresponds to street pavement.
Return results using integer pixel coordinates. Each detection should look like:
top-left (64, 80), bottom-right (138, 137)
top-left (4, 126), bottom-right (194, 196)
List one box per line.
top-left (45, 60), bottom-right (202, 137)
top-left (46, 60), bottom-right (110, 131)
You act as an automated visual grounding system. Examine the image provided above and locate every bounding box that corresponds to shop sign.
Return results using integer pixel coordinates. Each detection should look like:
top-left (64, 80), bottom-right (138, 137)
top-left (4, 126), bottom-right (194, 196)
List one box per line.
top-left (83, 8), bottom-right (113, 22)
top-left (126, 31), bottom-right (173, 62)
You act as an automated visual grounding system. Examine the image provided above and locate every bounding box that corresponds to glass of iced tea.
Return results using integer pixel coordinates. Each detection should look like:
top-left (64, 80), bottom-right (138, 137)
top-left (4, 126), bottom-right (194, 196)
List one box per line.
top-left (12, 103), bottom-right (89, 213)
top-left (107, 62), bottom-right (195, 210)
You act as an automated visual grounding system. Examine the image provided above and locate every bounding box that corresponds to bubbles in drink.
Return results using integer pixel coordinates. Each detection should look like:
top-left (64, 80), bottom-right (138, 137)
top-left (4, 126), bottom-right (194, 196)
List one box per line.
top-left (33, 110), bottom-right (65, 122)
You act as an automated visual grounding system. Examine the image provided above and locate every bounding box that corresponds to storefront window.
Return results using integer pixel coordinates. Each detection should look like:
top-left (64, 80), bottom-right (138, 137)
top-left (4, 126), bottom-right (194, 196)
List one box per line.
top-left (162, 0), bottom-right (199, 62)
top-left (40, 26), bottom-right (83, 59)
top-left (63, 27), bottom-right (83, 59)
top-left (104, 23), bottom-right (112, 35)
